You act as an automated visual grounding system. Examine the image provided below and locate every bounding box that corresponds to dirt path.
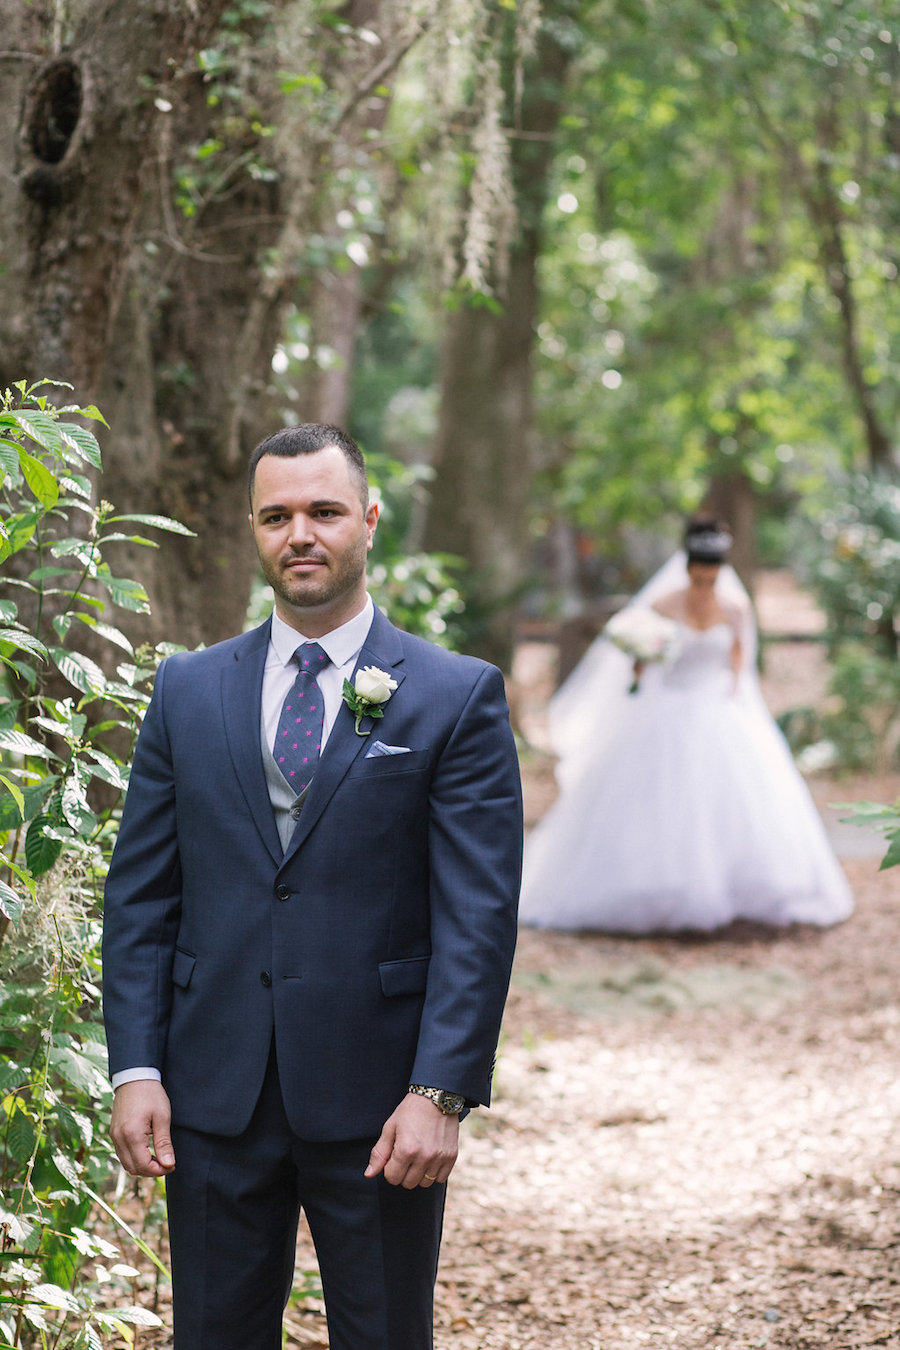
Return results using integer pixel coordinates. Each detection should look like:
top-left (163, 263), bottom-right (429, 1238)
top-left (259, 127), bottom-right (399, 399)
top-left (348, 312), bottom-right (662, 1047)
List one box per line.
top-left (434, 852), bottom-right (900, 1350)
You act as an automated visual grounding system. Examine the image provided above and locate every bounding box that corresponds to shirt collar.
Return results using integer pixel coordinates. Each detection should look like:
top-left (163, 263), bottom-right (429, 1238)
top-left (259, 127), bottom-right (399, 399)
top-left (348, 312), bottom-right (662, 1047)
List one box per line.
top-left (269, 595), bottom-right (374, 671)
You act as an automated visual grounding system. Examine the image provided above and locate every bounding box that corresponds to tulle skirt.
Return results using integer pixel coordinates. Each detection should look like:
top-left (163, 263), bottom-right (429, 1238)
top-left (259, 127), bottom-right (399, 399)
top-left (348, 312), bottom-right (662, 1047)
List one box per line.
top-left (519, 681), bottom-right (853, 933)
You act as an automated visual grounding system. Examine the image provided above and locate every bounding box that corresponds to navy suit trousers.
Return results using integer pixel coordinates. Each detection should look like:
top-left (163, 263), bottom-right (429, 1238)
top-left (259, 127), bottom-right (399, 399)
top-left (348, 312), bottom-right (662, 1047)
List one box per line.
top-left (165, 1047), bottom-right (446, 1350)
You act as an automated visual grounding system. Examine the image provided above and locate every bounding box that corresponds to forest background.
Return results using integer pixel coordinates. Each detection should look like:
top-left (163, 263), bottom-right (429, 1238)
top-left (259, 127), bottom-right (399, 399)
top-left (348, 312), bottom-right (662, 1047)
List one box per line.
top-left (1, 0), bottom-right (899, 1346)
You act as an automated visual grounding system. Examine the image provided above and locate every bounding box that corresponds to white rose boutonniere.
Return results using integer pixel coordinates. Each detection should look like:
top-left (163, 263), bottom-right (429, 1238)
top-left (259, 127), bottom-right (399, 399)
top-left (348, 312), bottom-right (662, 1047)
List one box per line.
top-left (342, 665), bottom-right (398, 735)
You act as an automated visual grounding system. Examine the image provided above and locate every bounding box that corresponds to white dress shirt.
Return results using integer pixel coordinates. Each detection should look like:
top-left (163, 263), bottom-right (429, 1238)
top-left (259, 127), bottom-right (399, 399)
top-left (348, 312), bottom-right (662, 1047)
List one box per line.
top-left (262, 596), bottom-right (374, 753)
top-left (112, 597), bottom-right (376, 1091)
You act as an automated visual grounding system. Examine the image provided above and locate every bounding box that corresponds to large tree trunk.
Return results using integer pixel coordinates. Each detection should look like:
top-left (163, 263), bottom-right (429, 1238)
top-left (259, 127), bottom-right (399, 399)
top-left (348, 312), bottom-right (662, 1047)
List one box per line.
top-left (0, 0), bottom-right (422, 650)
top-left (422, 0), bottom-right (580, 670)
top-left (0, 2), bottom-right (229, 397)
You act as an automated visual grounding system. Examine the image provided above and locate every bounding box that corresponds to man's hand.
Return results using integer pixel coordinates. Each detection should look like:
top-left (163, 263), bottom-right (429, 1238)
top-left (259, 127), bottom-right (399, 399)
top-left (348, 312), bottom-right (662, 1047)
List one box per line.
top-left (365, 1092), bottom-right (459, 1190)
top-left (110, 1080), bottom-right (176, 1177)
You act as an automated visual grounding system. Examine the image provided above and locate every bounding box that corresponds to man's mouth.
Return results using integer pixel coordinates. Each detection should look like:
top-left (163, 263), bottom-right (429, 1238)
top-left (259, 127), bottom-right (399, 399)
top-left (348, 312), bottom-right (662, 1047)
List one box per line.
top-left (284, 555), bottom-right (327, 571)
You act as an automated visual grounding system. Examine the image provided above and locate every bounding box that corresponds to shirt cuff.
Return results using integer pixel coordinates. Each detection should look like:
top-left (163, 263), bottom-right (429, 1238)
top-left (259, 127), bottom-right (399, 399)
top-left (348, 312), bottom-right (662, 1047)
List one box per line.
top-left (112, 1067), bottom-right (162, 1090)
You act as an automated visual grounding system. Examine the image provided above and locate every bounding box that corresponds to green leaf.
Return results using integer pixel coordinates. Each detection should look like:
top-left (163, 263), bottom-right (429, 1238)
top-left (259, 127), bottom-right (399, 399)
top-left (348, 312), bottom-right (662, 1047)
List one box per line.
top-left (107, 512), bottom-right (195, 536)
top-left (32, 706), bottom-right (88, 741)
top-left (0, 774), bottom-right (24, 819)
top-left (76, 617), bottom-right (135, 655)
top-left (58, 421), bottom-right (102, 468)
top-left (0, 878), bottom-right (24, 923)
top-left (10, 409), bottom-right (63, 453)
top-left (61, 769), bottom-right (97, 833)
top-left (59, 471), bottom-right (92, 499)
top-left (25, 816), bottom-right (64, 876)
top-left (97, 571), bottom-right (151, 613)
top-left (28, 1284), bottom-right (80, 1313)
top-left (0, 598), bottom-right (17, 621)
top-left (0, 628), bottom-right (48, 660)
top-left (21, 1304), bottom-right (50, 1332)
top-left (97, 532), bottom-right (159, 548)
top-left (82, 748), bottom-right (129, 791)
top-left (50, 1148), bottom-right (82, 1189)
top-left (5, 1106), bottom-right (36, 1162)
top-left (109, 1307), bottom-right (164, 1328)
top-left (81, 1322), bottom-right (104, 1350)
top-left (17, 447), bottom-right (60, 509)
top-left (834, 800), bottom-right (890, 821)
top-left (880, 832), bottom-right (900, 871)
top-left (0, 777), bottom-right (57, 830)
top-left (4, 855), bottom-right (35, 895)
top-left (0, 728), bottom-right (59, 759)
top-left (0, 1063), bottom-right (29, 1094)
top-left (49, 647), bottom-right (106, 695)
top-left (50, 537), bottom-right (96, 566)
top-left (0, 437), bottom-right (19, 479)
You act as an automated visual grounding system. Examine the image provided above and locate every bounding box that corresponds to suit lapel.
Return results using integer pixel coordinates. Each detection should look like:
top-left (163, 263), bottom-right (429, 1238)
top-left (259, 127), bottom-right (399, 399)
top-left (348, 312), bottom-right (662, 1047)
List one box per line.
top-left (221, 618), bottom-right (284, 866)
top-left (280, 608), bottom-right (407, 864)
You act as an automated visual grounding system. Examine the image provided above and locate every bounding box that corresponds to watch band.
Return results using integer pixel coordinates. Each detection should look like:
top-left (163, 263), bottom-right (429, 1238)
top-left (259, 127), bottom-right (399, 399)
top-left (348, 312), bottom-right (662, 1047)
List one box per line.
top-left (408, 1084), bottom-right (465, 1115)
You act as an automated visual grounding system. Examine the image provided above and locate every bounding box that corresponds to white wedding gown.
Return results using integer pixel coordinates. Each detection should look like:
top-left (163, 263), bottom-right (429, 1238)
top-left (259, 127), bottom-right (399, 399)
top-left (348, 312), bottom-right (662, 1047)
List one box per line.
top-left (519, 616), bottom-right (854, 934)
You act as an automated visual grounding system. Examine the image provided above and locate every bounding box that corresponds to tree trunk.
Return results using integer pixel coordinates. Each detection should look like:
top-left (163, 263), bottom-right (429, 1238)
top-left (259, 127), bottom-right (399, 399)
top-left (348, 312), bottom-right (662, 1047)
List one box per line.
top-left (0, 0), bottom-right (423, 650)
top-left (422, 1), bottom-right (580, 670)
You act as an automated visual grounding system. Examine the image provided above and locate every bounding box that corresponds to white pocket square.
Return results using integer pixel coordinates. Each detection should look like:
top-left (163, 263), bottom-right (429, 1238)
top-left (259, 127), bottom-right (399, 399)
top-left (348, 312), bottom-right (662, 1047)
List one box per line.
top-left (365, 741), bottom-right (412, 758)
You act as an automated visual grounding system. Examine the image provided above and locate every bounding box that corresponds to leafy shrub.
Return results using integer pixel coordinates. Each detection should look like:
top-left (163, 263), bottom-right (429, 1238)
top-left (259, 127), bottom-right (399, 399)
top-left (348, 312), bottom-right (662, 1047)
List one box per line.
top-left (1, 379), bottom-right (190, 1346)
top-left (779, 642), bottom-right (900, 776)
top-left (835, 799), bottom-right (900, 872)
top-left (800, 473), bottom-right (900, 657)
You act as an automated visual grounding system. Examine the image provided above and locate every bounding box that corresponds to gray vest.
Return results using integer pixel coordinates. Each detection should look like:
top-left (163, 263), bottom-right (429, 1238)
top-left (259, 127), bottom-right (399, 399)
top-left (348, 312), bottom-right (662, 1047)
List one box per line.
top-left (260, 705), bottom-right (306, 852)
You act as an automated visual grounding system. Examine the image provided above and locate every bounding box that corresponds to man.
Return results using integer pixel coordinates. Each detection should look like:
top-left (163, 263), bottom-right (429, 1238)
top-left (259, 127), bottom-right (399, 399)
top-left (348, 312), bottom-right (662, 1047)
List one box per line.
top-left (102, 423), bottom-right (523, 1350)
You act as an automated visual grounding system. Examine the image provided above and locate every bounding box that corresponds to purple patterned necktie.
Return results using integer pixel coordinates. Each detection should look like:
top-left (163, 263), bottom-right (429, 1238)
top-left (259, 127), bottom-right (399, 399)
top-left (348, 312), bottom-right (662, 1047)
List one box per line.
top-left (273, 642), bottom-right (330, 792)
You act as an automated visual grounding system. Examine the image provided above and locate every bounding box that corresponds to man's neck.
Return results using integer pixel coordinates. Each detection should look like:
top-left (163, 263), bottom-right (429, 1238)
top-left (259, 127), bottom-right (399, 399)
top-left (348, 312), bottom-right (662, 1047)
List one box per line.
top-left (274, 593), bottom-right (369, 640)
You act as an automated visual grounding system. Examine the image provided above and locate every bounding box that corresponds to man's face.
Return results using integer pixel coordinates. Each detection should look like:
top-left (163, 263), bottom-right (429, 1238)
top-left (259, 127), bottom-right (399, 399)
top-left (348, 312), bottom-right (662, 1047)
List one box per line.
top-left (249, 446), bottom-right (378, 634)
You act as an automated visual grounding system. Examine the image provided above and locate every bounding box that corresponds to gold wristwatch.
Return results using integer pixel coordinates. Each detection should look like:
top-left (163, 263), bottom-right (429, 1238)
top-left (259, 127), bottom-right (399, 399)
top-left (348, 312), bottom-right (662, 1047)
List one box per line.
top-left (408, 1084), bottom-right (466, 1115)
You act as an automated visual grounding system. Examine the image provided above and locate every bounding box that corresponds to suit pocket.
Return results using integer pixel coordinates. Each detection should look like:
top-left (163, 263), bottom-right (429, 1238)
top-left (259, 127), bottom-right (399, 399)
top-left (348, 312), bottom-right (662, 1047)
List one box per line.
top-left (347, 749), bottom-right (429, 778)
top-left (379, 955), bottom-right (430, 997)
top-left (172, 947), bottom-right (196, 989)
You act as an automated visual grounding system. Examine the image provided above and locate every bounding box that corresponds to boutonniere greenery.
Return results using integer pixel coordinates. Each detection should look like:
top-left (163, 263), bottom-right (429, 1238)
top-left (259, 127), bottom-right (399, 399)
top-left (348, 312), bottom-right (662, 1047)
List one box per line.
top-left (342, 665), bottom-right (399, 736)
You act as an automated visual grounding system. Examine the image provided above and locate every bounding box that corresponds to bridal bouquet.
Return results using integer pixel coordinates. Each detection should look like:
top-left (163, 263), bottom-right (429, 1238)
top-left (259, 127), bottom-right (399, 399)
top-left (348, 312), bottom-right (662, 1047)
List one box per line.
top-left (604, 607), bottom-right (680, 692)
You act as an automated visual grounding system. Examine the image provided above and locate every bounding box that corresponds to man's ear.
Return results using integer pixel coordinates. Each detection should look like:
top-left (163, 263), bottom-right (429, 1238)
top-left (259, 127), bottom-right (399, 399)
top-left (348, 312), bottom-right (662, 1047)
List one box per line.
top-left (365, 500), bottom-right (379, 549)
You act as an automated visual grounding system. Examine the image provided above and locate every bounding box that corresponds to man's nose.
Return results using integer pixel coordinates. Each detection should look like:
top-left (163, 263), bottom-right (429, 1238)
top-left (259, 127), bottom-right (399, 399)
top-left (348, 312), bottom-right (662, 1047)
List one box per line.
top-left (287, 514), bottom-right (316, 546)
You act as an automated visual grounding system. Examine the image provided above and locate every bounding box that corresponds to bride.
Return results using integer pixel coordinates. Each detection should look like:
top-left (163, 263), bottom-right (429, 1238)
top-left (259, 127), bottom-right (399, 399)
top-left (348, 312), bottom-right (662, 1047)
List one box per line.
top-left (519, 517), bottom-right (854, 933)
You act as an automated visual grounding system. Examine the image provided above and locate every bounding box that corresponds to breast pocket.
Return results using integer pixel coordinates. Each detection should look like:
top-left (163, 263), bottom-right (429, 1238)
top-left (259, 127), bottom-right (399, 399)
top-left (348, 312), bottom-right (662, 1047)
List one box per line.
top-left (347, 749), bottom-right (430, 778)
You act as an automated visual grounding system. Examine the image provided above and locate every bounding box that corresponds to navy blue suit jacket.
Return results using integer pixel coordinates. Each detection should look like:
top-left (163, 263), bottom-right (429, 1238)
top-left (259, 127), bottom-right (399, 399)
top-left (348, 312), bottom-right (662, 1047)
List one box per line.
top-left (102, 607), bottom-right (523, 1140)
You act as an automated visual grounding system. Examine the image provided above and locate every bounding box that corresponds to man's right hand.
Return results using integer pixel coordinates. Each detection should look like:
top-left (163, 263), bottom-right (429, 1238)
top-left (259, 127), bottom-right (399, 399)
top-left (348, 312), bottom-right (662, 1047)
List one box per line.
top-left (110, 1080), bottom-right (176, 1177)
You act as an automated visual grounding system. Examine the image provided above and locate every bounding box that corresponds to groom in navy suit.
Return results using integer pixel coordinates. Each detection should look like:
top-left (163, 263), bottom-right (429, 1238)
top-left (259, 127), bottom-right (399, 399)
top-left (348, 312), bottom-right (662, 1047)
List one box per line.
top-left (102, 424), bottom-right (523, 1350)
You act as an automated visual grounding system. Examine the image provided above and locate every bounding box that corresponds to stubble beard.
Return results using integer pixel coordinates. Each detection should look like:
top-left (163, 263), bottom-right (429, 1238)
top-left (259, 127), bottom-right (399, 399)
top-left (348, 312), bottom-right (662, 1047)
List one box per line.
top-left (260, 538), bottom-right (368, 616)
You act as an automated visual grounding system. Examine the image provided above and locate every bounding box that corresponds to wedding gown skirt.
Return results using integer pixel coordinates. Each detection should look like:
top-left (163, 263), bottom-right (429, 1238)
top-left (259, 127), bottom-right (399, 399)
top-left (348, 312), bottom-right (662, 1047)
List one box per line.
top-left (519, 623), bottom-right (853, 933)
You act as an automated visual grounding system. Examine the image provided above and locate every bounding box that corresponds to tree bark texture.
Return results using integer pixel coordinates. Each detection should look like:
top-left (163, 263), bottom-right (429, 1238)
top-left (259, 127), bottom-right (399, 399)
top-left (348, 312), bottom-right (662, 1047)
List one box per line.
top-left (0, 0), bottom-right (414, 649)
top-left (422, 1), bottom-right (581, 670)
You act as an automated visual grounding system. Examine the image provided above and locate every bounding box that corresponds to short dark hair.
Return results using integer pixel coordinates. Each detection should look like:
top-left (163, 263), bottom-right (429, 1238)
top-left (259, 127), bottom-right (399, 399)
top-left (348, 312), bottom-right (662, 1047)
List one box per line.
top-left (248, 424), bottom-right (369, 508)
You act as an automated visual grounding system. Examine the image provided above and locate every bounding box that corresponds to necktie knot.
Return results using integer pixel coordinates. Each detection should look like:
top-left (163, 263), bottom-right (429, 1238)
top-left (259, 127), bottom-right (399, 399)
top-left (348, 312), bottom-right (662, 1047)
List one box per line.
top-left (295, 641), bottom-right (329, 672)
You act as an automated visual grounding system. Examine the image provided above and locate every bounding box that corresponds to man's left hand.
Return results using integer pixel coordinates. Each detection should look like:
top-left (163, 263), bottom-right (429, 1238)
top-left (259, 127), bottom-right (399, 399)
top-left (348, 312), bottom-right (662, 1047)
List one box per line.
top-left (364, 1093), bottom-right (459, 1189)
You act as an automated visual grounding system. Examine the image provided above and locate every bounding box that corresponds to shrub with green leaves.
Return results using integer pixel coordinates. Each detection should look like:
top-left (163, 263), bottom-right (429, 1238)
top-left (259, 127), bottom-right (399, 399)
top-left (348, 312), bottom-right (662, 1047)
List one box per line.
top-left (801, 473), bottom-right (900, 657)
top-left (1, 379), bottom-right (191, 1347)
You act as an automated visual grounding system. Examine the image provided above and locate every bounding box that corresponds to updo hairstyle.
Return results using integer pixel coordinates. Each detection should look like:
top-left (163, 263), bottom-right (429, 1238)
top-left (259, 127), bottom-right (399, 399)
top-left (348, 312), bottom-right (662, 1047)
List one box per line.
top-left (684, 514), bottom-right (733, 566)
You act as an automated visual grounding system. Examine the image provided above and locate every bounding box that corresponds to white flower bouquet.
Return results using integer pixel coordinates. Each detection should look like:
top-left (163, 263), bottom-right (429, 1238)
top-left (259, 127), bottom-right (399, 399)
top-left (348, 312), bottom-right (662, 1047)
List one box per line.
top-left (604, 607), bottom-right (680, 692)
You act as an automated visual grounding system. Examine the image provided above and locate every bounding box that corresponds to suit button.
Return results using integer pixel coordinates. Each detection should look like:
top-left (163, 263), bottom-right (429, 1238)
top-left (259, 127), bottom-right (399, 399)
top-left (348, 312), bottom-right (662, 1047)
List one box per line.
top-left (275, 884), bottom-right (290, 902)
top-left (260, 971), bottom-right (272, 988)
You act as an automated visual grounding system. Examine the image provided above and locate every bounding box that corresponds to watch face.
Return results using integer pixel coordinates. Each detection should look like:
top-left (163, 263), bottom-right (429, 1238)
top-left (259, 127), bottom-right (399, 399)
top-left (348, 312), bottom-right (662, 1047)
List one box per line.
top-left (438, 1091), bottom-right (465, 1114)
